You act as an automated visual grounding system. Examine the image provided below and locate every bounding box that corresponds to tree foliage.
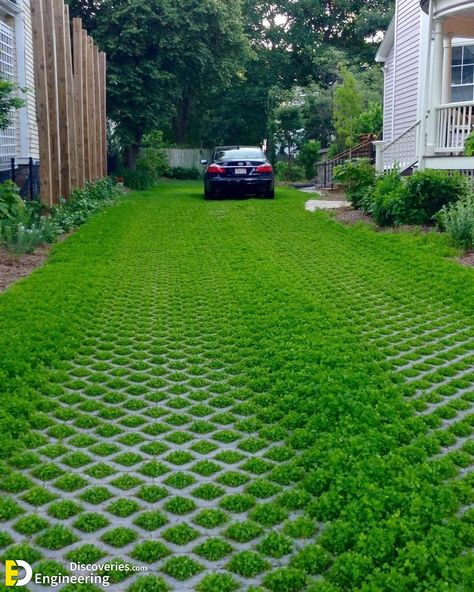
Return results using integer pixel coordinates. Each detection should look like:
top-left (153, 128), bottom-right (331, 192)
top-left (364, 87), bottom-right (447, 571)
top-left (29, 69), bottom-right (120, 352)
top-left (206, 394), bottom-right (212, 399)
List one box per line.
top-left (67, 0), bottom-right (392, 155)
top-left (333, 66), bottom-right (364, 153)
top-left (70, 0), bottom-right (248, 165)
top-left (0, 80), bottom-right (24, 131)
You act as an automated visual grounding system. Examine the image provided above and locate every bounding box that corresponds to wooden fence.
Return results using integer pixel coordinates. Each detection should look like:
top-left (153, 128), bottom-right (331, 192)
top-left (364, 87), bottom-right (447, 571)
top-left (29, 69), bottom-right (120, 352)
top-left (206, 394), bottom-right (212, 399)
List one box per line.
top-left (164, 148), bottom-right (213, 170)
top-left (31, 0), bottom-right (106, 207)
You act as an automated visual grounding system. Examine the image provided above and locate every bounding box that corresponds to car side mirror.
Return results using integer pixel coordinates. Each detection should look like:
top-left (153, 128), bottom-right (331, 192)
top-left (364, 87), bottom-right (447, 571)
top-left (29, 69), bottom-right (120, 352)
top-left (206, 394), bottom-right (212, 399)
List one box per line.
top-left (200, 159), bottom-right (208, 166)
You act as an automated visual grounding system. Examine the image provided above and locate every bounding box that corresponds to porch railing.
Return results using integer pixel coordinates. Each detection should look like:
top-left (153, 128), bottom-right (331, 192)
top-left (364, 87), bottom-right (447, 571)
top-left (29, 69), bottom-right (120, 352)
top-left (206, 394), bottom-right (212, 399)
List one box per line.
top-left (379, 120), bottom-right (421, 172)
top-left (436, 101), bottom-right (474, 153)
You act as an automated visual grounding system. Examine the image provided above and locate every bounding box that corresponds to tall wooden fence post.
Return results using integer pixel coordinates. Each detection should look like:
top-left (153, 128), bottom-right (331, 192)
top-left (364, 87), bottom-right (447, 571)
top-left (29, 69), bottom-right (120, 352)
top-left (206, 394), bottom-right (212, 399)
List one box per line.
top-left (64, 4), bottom-right (78, 191)
top-left (42, 0), bottom-right (62, 202)
top-left (32, 0), bottom-right (107, 199)
top-left (53, 0), bottom-right (71, 198)
top-left (100, 52), bottom-right (107, 177)
top-left (73, 18), bottom-right (85, 187)
top-left (31, 0), bottom-right (53, 207)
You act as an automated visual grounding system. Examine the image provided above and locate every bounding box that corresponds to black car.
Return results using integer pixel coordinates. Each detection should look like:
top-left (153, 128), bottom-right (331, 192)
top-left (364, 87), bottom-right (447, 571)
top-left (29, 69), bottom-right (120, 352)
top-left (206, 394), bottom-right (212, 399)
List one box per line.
top-left (201, 146), bottom-right (274, 200)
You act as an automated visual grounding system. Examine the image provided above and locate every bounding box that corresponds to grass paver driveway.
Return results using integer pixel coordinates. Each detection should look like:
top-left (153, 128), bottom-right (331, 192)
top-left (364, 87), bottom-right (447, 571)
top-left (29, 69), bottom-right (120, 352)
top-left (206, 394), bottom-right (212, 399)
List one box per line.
top-left (1, 181), bottom-right (474, 591)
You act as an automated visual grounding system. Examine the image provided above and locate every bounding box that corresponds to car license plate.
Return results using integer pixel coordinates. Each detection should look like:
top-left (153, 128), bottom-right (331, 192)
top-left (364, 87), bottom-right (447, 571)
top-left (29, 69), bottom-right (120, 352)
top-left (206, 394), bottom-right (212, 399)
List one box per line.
top-left (235, 168), bottom-right (247, 175)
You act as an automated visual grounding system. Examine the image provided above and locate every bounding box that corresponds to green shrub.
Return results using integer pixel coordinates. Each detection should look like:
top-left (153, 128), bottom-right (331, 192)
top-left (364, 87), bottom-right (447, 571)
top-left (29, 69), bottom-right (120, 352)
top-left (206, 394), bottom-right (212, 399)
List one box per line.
top-left (333, 159), bottom-right (376, 208)
top-left (0, 180), bottom-right (24, 220)
top-left (118, 169), bottom-right (156, 191)
top-left (137, 148), bottom-right (170, 181)
top-left (276, 161), bottom-right (305, 182)
top-left (0, 215), bottom-right (46, 254)
top-left (43, 177), bottom-right (122, 240)
top-left (167, 167), bottom-right (200, 180)
top-left (401, 169), bottom-right (469, 225)
top-left (437, 193), bottom-right (474, 250)
top-left (465, 132), bottom-right (474, 157)
top-left (362, 169), bottom-right (405, 226)
top-left (297, 140), bottom-right (321, 179)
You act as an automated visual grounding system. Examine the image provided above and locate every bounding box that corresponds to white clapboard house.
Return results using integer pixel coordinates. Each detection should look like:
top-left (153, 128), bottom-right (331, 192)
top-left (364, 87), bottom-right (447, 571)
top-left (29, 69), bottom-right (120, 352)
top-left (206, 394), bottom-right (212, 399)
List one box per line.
top-left (375, 0), bottom-right (474, 176)
top-left (0, 0), bottom-right (38, 176)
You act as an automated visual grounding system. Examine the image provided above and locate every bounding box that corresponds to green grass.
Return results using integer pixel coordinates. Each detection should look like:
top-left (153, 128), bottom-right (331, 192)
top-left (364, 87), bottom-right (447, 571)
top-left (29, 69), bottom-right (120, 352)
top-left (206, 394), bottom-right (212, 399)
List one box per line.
top-left (1, 181), bottom-right (474, 590)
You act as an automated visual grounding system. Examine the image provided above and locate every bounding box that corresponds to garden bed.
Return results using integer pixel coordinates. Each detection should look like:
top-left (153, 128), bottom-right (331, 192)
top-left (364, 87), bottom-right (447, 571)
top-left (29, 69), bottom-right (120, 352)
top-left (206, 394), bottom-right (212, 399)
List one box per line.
top-left (0, 245), bottom-right (50, 292)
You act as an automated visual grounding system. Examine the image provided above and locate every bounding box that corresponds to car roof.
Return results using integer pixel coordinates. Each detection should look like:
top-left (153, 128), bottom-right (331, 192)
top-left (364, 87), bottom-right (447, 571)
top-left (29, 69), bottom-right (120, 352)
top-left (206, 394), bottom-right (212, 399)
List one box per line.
top-left (214, 146), bottom-right (262, 151)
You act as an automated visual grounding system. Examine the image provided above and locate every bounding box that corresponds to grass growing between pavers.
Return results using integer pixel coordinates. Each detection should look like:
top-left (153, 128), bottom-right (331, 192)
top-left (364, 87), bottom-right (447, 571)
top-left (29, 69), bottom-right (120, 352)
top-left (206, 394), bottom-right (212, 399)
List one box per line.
top-left (0, 181), bottom-right (474, 590)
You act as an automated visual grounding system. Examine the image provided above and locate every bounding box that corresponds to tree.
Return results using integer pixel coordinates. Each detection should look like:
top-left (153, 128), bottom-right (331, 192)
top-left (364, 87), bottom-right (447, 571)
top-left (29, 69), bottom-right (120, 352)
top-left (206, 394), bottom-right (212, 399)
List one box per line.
top-left (333, 66), bottom-right (363, 155)
top-left (74, 0), bottom-right (248, 166)
top-left (301, 84), bottom-right (334, 148)
top-left (298, 140), bottom-right (321, 180)
top-left (66, 0), bottom-right (100, 31)
top-left (358, 102), bottom-right (383, 136)
top-left (274, 105), bottom-right (303, 170)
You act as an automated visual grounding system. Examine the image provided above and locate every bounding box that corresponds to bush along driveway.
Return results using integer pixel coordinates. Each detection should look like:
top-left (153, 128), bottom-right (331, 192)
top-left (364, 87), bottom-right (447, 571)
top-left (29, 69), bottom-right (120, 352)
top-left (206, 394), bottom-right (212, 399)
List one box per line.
top-left (0, 181), bottom-right (474, 592)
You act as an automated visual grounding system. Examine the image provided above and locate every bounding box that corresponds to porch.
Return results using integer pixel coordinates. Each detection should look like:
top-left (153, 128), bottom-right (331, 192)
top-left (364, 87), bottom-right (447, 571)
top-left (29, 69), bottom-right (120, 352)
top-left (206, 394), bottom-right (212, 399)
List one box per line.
top-left (376, 0), bottom-right (474, 173)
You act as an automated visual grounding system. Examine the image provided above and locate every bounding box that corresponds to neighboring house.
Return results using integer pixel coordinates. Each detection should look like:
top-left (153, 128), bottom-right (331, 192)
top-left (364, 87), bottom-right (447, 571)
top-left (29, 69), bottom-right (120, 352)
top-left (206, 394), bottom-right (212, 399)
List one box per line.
top-left (0, 0), bottom-right (38, 172)
top-left (375, 0), bottom-right (474, 175)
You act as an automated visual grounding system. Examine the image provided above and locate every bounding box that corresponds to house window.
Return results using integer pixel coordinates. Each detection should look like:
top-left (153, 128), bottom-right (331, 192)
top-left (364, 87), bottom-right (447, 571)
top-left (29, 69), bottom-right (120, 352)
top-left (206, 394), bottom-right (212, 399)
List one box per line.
top-left (452, 45), bottom-right (474, 103)
top-left (0, 20), bottom-right (16, 170)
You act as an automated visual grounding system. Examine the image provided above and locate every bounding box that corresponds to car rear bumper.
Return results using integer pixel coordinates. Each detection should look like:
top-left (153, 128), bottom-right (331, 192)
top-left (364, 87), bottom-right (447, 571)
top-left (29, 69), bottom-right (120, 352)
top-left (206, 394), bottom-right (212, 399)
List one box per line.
top-left (207, 176), bottom-right (274, 194)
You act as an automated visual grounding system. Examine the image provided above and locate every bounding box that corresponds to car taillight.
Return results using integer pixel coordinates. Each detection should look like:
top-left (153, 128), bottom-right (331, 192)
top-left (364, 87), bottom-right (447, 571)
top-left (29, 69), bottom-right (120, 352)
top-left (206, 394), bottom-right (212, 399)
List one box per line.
top-left (256, 164), bottom-right (273, 173)
top-left (207, 164), bottom-right (225, 174)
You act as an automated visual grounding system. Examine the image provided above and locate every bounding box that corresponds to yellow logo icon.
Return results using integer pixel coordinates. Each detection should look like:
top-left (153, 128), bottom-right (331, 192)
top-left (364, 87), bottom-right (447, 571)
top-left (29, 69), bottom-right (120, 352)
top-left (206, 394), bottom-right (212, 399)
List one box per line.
top-left (5, 560), bottom-right (33, 587)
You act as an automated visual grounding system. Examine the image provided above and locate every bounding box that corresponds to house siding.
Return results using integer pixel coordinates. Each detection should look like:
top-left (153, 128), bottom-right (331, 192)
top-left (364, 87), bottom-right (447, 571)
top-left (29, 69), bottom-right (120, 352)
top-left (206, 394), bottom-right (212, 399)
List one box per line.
top-left (22, 0), bottom-right (39, 159)
top-left (392, 0), bottom-right (421, 139)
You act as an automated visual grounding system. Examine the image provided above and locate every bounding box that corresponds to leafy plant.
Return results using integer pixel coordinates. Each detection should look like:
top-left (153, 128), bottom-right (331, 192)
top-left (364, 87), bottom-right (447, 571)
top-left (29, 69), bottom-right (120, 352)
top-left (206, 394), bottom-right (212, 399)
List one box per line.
top-left (133, 510), bottom-right (167, 531)
top-left (194, 538), bottom-right (233, 561)
top-left (131, 541), bottom-right (170, 563)
top-left (127, 576), bottom-right (170, 592)
top-left (73, 513), bottom-right (109, 533)
top-left (196, 573), bottom-right (239, 592)
top-left (35, 525), bottom-right (78, 550)
top-left (297, 140), bottom-right (321, 179)
top-left (401, 169), bottom-right (469, 225)
top-left (333, 159), bottom-right (375, 208)
top-left (66, 544), bottom-right (106, 564)
top-left (227, 551), bottom-right (270, 577)
top-left (162, 556), bottom-right (203, 580)
top-left (263, 567), bottom-right (307, 591)
top-left (276, 161), bottom-right (305, 182)
top-left (163, 496), bottom-right (196, 515)
top-left (257, 532), bottom-right (293, 558)
top-left (14, 515), bottom-right (49, 535)
top-left (437, 193), bottom-right (474, 250)
top-left (101, 527), bottom-right (137, 547)
top-left (162, 524), bottom-right (199, 545)
top-left (167, 167), bottom-right (201, 180)
top-left (0, 181), bottom-right (24, 220)
top-left (464, 131), bottom-right (474, 156)
top-left (362, 168), bottom-right (405, 226)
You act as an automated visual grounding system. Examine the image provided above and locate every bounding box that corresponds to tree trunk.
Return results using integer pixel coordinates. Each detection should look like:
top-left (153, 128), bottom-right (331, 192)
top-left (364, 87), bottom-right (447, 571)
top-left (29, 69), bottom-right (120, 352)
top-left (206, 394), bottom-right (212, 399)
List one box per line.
top-left (173, 95), bottom-right (193, 145)
top-left (124, 130), bottom-right (143, 170)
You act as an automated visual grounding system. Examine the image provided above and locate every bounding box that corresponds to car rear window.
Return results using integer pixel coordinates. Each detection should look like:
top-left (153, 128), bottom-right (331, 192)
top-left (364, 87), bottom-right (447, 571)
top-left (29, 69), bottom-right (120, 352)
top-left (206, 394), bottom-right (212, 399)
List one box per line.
top-left (215, 148), bottom-right (265, 161)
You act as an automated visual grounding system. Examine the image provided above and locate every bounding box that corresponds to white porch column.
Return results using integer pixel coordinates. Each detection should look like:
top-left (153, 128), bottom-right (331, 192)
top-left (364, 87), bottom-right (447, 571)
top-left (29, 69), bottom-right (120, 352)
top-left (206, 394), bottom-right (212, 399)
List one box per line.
top-left (442, 34), bottom-right (452, 105)
top-left (373, 141), bottom-right (385, 174)
top-left (426, 19), bottom-right (445, 155)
